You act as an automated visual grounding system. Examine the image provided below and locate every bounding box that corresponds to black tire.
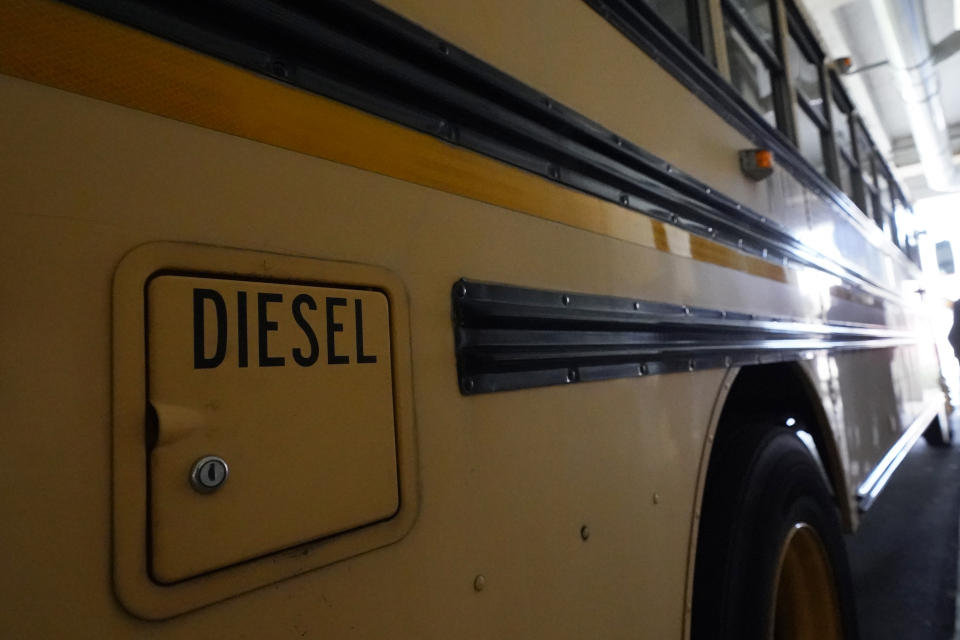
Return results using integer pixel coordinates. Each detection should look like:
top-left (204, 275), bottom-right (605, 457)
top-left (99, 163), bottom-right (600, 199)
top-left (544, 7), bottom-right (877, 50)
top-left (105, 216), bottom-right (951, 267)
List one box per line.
top-left (922, 414), bottom-right (953, 448)
top-left (692, 424), bottom-right (858, 639)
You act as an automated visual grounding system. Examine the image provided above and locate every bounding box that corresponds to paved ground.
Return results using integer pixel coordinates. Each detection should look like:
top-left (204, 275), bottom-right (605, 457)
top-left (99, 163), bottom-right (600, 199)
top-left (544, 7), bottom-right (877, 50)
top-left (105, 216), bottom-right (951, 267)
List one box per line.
top-left (846, 428), bottom-right (960, 639)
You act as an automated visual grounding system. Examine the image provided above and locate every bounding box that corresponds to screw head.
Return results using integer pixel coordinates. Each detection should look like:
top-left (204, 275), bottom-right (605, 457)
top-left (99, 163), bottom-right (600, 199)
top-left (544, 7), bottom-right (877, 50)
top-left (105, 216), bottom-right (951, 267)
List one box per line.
top-left (473, 574), bottom-right (486, 592)
top-left (561, 294), bottom-right (571, 306)
top-left (190, 455), bottom-right (229, 493)
top-left (580, 525), bottom-right (590, 540)
top-left (455, 282), bottom-right (468, 298)
top-left (269, 60), bottom-right (289, 79)
top-left (462, 377), bottom-right (476, 393)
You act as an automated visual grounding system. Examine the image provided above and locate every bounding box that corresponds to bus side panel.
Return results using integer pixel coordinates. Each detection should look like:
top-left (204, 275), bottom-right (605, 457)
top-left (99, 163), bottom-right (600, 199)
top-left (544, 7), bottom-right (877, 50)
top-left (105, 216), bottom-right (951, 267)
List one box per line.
top-left (2, 72), bottom-right (738, 637)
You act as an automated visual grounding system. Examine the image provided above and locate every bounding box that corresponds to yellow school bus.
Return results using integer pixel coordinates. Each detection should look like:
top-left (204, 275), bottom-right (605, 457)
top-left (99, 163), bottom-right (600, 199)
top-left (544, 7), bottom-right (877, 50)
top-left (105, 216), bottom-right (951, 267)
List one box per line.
top-left (0, 0), bottom-right (947, 637)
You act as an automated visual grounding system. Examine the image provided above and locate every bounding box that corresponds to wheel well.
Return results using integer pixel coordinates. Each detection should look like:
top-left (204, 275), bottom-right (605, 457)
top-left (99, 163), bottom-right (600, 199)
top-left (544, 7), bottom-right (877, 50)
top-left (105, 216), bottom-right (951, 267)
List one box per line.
top-left (715, 362), bottom-right (853, 531)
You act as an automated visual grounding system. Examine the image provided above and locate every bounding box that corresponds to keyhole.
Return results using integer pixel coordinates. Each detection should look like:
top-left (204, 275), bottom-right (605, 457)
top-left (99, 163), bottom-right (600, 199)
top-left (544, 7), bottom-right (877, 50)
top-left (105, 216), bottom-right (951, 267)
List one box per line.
top-left (190, 455), bottom-right (229, 493)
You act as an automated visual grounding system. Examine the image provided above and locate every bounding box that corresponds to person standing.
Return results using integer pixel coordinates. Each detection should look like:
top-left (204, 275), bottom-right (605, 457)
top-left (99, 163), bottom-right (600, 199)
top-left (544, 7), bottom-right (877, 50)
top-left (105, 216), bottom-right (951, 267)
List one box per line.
top-left (950, 300), bottom-right (960, 362)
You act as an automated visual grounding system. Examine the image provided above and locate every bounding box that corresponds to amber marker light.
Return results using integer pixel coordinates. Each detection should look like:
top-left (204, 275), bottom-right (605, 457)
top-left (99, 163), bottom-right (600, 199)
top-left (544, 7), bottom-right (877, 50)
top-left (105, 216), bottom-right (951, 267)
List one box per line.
top-left (739, 148), bottom-right (774, 181)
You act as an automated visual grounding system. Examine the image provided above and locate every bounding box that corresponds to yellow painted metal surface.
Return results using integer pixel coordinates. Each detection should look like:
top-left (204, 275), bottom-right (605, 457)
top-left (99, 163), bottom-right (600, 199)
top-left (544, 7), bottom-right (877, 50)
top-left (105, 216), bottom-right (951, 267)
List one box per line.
top-left (112, 244), bottom-right (418, 618)
top-left (377, 0), bottom-right (763, 212)
top-left (1, 68), bottom-right (725, 638)
top-left (147, 275), bottom-right (398, 583)
top-left (0, 0), bottom-right (944, 637)
top-left (377, 0), bottom-right (915, 292)
top-left (0, 0), bottom-right (787, 287)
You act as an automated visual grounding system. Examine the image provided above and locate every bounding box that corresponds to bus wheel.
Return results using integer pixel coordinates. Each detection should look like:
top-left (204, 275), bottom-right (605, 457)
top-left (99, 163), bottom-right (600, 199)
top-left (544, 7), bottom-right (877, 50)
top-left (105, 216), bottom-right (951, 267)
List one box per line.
top-left (692, 425), bottom-right (858, 640)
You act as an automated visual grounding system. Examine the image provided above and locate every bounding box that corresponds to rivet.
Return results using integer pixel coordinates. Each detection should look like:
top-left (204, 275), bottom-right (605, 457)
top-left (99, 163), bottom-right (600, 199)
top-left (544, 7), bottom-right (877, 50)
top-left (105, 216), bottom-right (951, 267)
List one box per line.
top-left (438, 41), bottom-right (450, 55)
top-left (544, 98), bottom-right (553, 110)
top-left (580, 525), bottom-right (590, 541)
top-left (462, 378), bottom-right (476, 392)
top-left (688, 359), bottom-right (696, 372)
top-left (720, 310), bottom-right (727, 319)
top-left (567, 368), bottom-right (578, 383)
top-left (762, 248), bottom-right (769, 258)
top-left (652, 493), bottom-right (661, 505)
top-left (269, 60), bottom-right (289, 79)
top-left (705, 187), bottom-right (712, 194)
top-left (640, 363), bottom-right (649, 375)
top-left (548, 165), bottom-right (560, 180)
top-left (634, 301), bottom-right (641, 310)
top-left (706, 227), bottom-right (714, 235)
top-left (455, 282), bottom-right (468, 298)
top-left (614, 136), bottom-right (623, 147)
top-left (682, 305), bottom-right (691, 315)
top-left (670, 214), bottom-right (679, 224)
top-left (619, 194), bottom-right (630, 206)
top-left (562, 294), bottom-right (571, 306)
top-left (737, 238), bottom-right (744, 249)
top-left (760, 216), bottom-right (767, 223)
top-left (665, 164), bottom-right (673, 173)
top-left (736, 203), bottom-right (742, 210)
top-left (473, 575), bottom-right (486, 592)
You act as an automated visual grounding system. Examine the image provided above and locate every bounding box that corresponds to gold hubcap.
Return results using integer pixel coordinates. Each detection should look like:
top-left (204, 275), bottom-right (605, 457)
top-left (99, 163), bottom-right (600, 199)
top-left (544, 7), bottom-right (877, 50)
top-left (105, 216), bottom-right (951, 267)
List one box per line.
top-left (769, 523), bottom-right (844, 640)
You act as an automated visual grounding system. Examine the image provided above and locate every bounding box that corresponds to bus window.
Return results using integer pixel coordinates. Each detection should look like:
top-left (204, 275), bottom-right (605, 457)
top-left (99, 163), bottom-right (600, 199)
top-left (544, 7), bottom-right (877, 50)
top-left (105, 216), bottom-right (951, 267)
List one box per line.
top-left (728, 0), bottom-right (775, 47)
top-left (787, 27), bottom-right (828, 175)
top-left (936, 240), bottom-right (956, 274)
top-left (854, 121), bottom-right (875, 191)
top-left (787, 31), bottom-right (822, 117)
top-left (646, 0), bottom-right (714, 61)
top-left (725, 26), bottom-right (775, 124)
top-left (646, 0), bottom-right (690, 40)
top-left (795, 100), bottom-right (825, 173)
top-left (829, 79), bottom-right (858, 199)
top-left (722, 0), bottom-right (780, 126)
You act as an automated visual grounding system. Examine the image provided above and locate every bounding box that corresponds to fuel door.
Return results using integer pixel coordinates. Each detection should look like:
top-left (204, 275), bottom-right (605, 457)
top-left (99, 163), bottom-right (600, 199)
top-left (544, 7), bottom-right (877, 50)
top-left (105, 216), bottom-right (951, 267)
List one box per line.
top-left (147, 274), bottom-right (399, 583)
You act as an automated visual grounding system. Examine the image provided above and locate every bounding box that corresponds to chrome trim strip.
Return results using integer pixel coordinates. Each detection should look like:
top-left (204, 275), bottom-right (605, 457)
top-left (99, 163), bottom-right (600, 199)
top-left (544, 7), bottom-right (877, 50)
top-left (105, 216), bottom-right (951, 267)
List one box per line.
top-left (453, 279), bottom-right (921, 394)
top-left (856, 401), bottom-right (942, 511)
